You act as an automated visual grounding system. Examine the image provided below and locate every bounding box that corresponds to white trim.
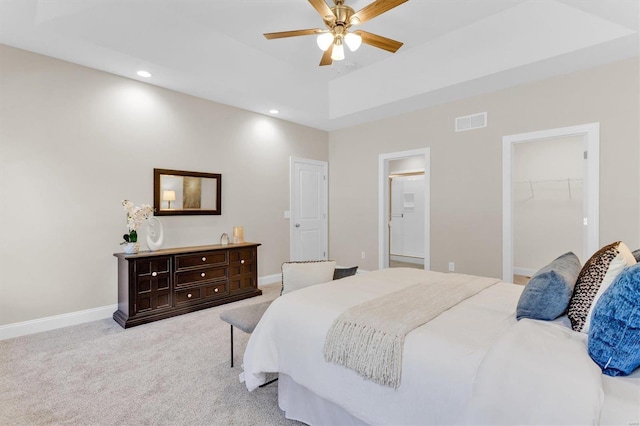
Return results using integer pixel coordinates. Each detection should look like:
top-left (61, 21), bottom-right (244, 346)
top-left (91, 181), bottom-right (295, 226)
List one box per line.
top-left (388, 168), bottom-right (425, 176)
top-left (290, 156), bottom-right (329, 260)
top-left (502, 123), bottom-right (600, 282)
top-left (378, 148), bottom-right (431, 271)
top-left (513, 267), bottom-right (538, 277)
top-left (1, 274), bottom-right (287, 340)
top-left (0, 304), bottom-right (118, 341)
top-left (390, 255), bottom-right (424, 265)
top-left (258, 273), bottom-right (281, 286)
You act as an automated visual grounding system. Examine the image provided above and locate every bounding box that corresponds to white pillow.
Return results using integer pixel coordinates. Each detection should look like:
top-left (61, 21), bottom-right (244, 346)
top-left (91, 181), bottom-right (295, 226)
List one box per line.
top-left (281, 260), bottom-right (336, 295)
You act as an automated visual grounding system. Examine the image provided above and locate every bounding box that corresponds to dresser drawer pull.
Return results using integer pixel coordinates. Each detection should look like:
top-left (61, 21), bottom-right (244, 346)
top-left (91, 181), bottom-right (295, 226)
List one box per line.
top-left (241, 259), bottom-right (245, 264)
top-left (187, 293), bottom-right (192, 299)
top-left (152, 272), bottom-right (157, 277)
top-left (214, 288), bottom-right (219, 293)
top-left (201, 272), bottom-right (206, 277)
top-left (202, 257), bottom-right (206, 262)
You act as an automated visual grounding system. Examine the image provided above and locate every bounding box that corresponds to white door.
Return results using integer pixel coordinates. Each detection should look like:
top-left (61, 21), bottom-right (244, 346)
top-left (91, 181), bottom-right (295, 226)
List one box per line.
top-left (290, 157), bottom-right (328, 261)
top-left (390, 174), bottom-right (425, 264)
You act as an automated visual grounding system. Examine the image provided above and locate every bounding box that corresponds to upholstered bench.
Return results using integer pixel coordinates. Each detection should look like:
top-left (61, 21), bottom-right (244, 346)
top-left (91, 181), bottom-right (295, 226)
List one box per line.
top-left (219, 261), bottom-right (358, 369)
top-left (219, 300), bottom-right (273, 367)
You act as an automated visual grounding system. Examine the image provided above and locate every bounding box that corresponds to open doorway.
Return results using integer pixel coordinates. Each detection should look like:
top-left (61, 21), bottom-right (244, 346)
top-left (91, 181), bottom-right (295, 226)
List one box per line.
top-left (378, 148), bottom-right (430, 270)
top-left (389, 169), bottom-right (425, 269)
top-left (512, 136), bottom-right (584, 284)
top-left (503, 123), bottom-right (600, 283)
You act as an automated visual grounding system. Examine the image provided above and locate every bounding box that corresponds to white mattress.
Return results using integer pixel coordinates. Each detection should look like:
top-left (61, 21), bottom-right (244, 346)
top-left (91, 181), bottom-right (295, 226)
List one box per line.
top-left (243, 268), bottom-right (640, 425)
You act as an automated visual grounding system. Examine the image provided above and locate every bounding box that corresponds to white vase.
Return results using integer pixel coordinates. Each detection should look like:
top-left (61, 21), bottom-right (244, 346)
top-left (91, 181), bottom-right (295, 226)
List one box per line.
top-left (124, 242), bottom-right (140, 254)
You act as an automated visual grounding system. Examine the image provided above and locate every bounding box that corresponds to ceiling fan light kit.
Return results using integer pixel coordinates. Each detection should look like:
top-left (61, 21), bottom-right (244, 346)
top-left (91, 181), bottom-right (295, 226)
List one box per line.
top-left (264, 0), bottom-right (408, 66)
top-left (317, 32), bottom-right (334, 51)
top-left (344, 32), bottom-right (362, 52)
top-left (331, 39), bottom-right (345, 60)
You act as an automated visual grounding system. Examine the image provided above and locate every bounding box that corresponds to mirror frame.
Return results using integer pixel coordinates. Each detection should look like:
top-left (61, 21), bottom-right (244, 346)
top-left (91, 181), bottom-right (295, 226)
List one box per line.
top-left (153, 168), bottom-right (222, 216)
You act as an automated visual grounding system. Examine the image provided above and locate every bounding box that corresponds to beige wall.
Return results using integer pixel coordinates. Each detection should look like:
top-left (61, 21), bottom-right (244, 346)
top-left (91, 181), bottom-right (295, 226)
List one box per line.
top-left (2, 44), bottom-right (638, 327)
top-left (329, 57), bottom-right (640, 278)
top-left (0, 45), bottom-right (328, 325)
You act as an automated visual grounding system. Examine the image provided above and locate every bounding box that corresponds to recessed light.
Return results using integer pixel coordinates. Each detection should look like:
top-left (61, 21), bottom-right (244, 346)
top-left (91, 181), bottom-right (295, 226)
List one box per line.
top-left (137, 70), bottom-right (152, 78)
top-left (269, 109), bottom-right (279, 114)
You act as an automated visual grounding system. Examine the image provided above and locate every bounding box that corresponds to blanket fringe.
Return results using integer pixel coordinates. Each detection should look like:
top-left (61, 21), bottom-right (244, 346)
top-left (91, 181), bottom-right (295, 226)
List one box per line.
top-left (324, 320), bottom-right (403, 389)
top-left (323, 274), bottom-right (500, 389)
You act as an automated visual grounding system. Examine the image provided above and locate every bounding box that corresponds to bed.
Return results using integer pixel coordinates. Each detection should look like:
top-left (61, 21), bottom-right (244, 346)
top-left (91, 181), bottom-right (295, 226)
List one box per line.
top-left (242, 267), bottom-right (640, 425)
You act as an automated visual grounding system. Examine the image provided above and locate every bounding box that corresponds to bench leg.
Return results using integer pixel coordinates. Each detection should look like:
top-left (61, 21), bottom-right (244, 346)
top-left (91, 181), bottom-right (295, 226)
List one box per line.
top-left (259, 377), bottom-right (278, 388)
top-left (230, 325), bottom-right (234, 368)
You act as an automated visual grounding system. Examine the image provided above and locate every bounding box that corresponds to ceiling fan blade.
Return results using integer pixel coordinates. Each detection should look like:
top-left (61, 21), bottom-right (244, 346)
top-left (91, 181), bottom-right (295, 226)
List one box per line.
top-left (264, 29), bottom-right (324, 40)
top-left (308, 0), bottom-right (335, 22)
top-left (319, 45), bottom-right (334, 66)
top-left (351, 0), bottom-right (409, 25)
top-left (354, 30), bottom-right (403, 53)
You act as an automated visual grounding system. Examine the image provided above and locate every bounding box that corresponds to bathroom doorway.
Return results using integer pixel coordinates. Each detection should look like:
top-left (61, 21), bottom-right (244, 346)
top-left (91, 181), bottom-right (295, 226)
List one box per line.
top-left (378, 148), bottom-right (430, 270)
top-left (389, 170), bottom-right (425, 269)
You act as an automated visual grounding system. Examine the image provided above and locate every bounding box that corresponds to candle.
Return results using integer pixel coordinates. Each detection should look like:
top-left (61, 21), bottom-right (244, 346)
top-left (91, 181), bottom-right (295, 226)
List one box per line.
top-left (232, 226), bottom-right (244, 243)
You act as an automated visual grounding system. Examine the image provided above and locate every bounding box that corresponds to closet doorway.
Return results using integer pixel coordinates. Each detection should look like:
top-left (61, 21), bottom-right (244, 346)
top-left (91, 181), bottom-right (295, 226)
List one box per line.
top-left (378, 148), bottom-right (430, 270)
top-left (502, 123), bottom-right (600, 283)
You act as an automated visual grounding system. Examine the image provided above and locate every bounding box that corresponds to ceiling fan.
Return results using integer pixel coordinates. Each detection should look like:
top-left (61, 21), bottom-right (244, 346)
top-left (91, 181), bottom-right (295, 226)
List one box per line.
top-left (264, 0), bottom-right (409, 66)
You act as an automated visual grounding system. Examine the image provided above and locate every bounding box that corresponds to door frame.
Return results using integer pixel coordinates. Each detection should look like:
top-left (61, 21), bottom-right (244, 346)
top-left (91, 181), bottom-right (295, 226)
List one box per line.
top-left (290, 156), bottom-right (329, 261)
top-left (502, 123), bottom-right (599, 282)
top-left (378, 148), bottom-right (430, 270)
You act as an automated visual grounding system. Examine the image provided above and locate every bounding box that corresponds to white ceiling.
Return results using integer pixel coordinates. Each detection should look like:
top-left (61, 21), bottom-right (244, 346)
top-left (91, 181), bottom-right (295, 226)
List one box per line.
top-left (1, 0), bottom-right (638, 131)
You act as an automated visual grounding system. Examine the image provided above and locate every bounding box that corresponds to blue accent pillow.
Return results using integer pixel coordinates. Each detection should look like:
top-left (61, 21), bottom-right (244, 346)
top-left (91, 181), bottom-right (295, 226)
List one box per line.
top-left (588, 263), bottom-right (640, 376)
top-left (516, 252), bottom-right (581, 321)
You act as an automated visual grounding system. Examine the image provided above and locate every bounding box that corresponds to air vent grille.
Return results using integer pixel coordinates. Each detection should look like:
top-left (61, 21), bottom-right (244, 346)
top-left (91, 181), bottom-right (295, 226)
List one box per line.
top-left (455, 112), bottom-right (487, 132)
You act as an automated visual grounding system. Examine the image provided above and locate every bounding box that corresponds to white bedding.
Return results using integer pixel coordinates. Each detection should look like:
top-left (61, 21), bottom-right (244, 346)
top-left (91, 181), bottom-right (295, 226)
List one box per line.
top-left (242, 268), bottom-right (640, 425)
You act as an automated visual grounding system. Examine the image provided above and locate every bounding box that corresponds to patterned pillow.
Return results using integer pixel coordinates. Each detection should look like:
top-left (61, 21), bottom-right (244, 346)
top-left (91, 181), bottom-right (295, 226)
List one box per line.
top-left (633, 249), bottom-right (640, 263)
top-left (516, 252), bottom-right (581, 321)
top-left (567, 241), bottom-right (636, 333)
top-left (588, 262), bottom-right (640, 376)
top-left (281, 260), bottom-right (336, 295)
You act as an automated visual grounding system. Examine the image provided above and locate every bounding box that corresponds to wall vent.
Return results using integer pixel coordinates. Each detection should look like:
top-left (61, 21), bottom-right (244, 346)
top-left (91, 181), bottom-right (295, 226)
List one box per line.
top-left (455, 112), bottom-right (487, 132)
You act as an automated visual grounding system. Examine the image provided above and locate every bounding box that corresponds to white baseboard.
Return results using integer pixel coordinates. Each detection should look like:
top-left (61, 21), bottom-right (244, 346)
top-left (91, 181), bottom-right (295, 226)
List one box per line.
top-left (258, 273), bottom-right (281, 286)
top-left (513, 267), bottom-right (538, 277)
top-left (1, 274), bottom-right (283, 341)
top-left (0, 304), bottom-right (118, 341)
top-left (390, 255), bottom-right (424, 265)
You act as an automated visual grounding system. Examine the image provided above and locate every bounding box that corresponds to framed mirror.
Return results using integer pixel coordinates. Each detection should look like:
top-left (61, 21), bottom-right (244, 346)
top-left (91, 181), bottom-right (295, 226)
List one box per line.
top-left (154, 168), bottom-right (221, 216)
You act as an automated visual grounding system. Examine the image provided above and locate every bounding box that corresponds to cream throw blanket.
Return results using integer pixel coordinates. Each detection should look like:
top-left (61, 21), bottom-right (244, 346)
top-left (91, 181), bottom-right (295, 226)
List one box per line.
top-left (323, 273), bottom-right (500, 389)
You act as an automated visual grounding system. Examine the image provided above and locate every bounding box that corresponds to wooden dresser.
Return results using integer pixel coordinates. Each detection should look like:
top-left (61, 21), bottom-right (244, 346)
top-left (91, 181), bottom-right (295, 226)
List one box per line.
top-left (113, 242), bottom-right (261, 328)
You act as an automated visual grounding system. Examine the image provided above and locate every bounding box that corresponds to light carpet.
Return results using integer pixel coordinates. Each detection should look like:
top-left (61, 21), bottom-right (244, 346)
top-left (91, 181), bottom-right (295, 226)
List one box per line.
top-left (0, 283), bottom-right (303, 425)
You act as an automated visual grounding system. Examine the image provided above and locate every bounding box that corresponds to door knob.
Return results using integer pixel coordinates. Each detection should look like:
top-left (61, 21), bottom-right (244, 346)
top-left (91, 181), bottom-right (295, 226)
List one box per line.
top-left (295, 223), bottom-right (300, 228)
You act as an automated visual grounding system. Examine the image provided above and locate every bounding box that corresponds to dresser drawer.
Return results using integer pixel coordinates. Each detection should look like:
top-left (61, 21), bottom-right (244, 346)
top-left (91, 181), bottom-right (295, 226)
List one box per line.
top-left (175, 266), bottom-right (227, 287)
top-left (175, 251), bottom-right (228, 271)
top-left (175, 288), bottom-right (202, 305)
top-left (203, 282), bottom-right (228, 299)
